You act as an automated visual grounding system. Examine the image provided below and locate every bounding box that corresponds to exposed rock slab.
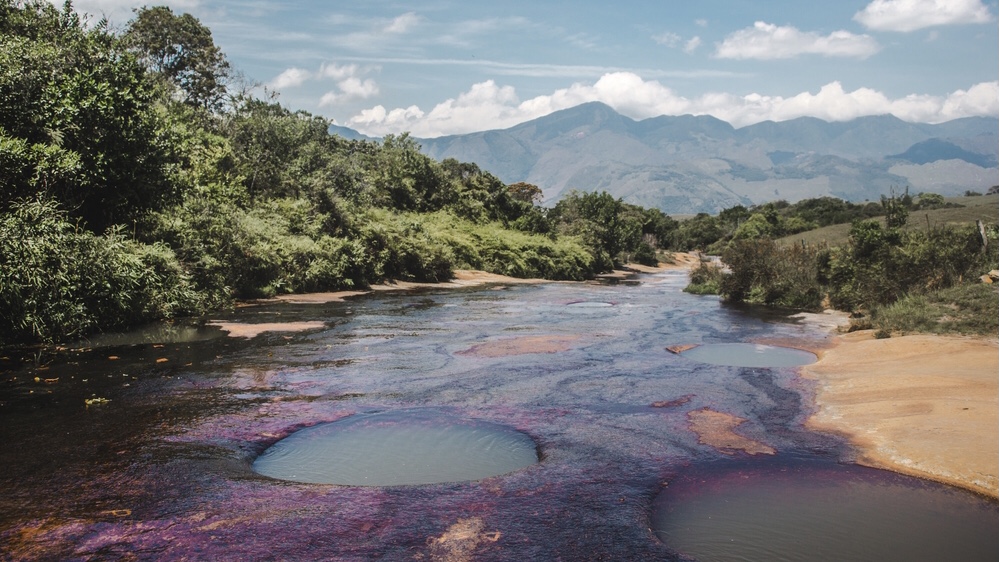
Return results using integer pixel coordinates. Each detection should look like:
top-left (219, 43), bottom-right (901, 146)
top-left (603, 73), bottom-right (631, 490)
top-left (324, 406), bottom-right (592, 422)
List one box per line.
top-left (802, 332), bottom-right (999, 498)
top-left (687, 408), bottom-right (776, 456)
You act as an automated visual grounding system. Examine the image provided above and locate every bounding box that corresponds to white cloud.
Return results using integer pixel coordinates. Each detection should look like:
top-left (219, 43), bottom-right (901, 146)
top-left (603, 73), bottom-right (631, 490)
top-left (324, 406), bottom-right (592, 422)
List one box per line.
top-left (319, 77), bottom-right (380, 107)
top-left (695, 18), bottom-right (709, 27)
top-left (655, 32), bottom-right (702, 55)
top-left (652, 32), bottom-right (682, 47)
top-left (715, 22), bottom-right (881, 59)
top-left (349, 104), bottom-right (425, 132)
top-left (854, 0), bottom-right (993, 32)
top-left (268, 67), bottom-right (312, 91)
top-left (268, 62), bottom-right (379, 105)
top-left (345, 73), bottom-right (999, 137)
top-left (684, 36), bottom-right (702, 53)
top-left (320, 63), bottom-right (360, 80)
top-left (384, 12), bottom-right (420, 34)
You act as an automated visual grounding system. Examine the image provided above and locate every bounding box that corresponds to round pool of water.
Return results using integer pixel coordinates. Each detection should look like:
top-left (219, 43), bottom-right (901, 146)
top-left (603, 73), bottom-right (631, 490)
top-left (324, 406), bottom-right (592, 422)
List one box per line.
top-left (652, 458), bottom-right (999, 562)
top-left (566, 300), bottom-right (615, 308)
top-left (252, 410), bottom-right (539, 486)
top-left (682, 343), bottom-right (816, 367)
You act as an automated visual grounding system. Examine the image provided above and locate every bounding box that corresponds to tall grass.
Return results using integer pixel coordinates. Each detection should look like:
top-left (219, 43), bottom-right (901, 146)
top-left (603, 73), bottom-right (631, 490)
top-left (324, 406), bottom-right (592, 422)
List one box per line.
top-left (873, 284), bottom-right (999, 336)
top-left (0, 199), bottom-right (206, 344)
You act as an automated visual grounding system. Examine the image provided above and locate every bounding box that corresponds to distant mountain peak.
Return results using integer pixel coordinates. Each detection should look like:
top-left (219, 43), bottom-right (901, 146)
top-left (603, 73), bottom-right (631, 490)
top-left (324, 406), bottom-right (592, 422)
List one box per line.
top-left (331, 101), bottom-right (998, 214)
top-left (889, 138), bottom-right (998, 167)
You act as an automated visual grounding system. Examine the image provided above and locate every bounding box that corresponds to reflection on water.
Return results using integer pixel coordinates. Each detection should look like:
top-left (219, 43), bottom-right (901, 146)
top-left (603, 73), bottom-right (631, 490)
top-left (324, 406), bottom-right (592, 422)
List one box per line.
top-left (74, 320), bottom-right (226, 348)
top-left (253, 410), bottom-right (539, 485)
top-left (0, 269), bottom-right (994, 560)
top-left (682, 342), bottom-right (816, 368)
top-left (652, 457), bottom-right (999, 562)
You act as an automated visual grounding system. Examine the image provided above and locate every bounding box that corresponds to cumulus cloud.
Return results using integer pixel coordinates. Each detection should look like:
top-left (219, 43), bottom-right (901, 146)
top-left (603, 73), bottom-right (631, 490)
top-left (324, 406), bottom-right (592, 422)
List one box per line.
top-left (715, 22), bottom-right (881, 59)
top-left (268, 67), bottom-right (312, 91)
top-left (320, 63), bottom-right (361, 80)
top-left (854, 0), bottom-right (994, 31)
top-left (320, 77), bottom-right (380, 107)
top-left (345, 73), bottom-right (999, 137)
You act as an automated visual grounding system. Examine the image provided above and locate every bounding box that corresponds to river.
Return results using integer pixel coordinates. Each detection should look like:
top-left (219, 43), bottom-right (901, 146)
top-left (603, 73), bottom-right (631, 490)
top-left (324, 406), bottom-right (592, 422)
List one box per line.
top-left (2, 269), bottom-right (996, 560)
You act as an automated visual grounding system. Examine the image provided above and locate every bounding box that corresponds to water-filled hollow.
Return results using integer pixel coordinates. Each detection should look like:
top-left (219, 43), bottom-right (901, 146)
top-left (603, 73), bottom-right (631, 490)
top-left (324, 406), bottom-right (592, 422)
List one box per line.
top-left (652, 456), bottom-right (999, 562)
top-left (252, 410), bottom-right (539, 486)
top-left (681, 342), bottom-right (816, 368)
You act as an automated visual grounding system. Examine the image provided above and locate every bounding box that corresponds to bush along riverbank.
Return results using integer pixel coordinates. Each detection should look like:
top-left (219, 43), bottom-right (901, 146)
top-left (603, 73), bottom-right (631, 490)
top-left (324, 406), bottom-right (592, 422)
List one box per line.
top-left (686, 194), bottom-right (999, 337)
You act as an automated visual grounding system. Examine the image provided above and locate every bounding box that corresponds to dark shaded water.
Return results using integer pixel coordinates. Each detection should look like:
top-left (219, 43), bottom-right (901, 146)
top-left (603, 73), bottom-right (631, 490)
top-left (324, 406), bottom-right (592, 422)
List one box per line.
top-left (652, 456), bottom-right (999, 562)
top-left (1, 270), bottom-right (995, 560)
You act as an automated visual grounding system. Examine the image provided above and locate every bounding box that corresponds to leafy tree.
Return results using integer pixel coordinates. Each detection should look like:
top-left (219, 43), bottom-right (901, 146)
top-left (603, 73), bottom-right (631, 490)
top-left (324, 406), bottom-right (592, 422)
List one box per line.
top-left (881, 188), bottom-right (911, 229)
top-left (507, 181), bottom-right (543, 204)
top-left (1, 0), bottom-right (175, 230)
top-left (369, 133), bottom-right (454, 212)
top-left (124, 5), bottom-right (230, 111)
top-left (676, 213), bottom-right (723, 250)
top-left (551, 190), bottom-right (640, 269)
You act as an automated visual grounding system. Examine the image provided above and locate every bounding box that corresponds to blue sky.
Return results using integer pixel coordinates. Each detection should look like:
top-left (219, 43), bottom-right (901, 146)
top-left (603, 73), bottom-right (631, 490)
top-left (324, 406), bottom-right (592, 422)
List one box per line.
top-left (69, 0), bottom-right (998, 137)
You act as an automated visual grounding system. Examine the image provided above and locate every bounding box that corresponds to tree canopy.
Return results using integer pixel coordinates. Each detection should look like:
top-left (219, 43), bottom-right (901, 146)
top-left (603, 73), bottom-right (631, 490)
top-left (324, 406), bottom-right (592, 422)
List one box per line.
top-left (123, 5), bottom-right (229, 111)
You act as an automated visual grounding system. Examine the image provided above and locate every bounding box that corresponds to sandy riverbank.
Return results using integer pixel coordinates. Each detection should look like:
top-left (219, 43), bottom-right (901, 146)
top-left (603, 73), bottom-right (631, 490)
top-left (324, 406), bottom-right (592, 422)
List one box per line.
top-left (256, 253), bottom-right (703, 305)
top-left (801, 331), bottom-right (999, 498)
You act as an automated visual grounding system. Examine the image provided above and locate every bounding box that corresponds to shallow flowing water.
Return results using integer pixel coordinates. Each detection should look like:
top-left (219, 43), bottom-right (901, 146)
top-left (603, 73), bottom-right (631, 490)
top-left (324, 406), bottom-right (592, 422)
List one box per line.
top-left (681, 343), bottom-right (817, 368)
top-left (1, 269), bottom-right (995, 560)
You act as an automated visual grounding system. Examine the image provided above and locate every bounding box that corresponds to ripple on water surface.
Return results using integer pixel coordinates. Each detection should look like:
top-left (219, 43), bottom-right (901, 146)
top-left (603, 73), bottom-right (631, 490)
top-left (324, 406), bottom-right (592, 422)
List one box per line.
top-left (682, 343), bottom-right (816, 368)
top-left (652, 457), bottom-right (999, 562)
top-left (252, 410), bottom-right (539, 486)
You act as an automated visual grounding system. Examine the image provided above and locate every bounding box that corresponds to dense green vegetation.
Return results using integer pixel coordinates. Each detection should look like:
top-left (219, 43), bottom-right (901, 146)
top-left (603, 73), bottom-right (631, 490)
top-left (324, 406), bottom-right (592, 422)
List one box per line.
top-left (688, 192), bottom-right (999, 336)
top-left (0, 2), bottom-right (670, 345)
top-left (2, 2), bottom-right (992, 344)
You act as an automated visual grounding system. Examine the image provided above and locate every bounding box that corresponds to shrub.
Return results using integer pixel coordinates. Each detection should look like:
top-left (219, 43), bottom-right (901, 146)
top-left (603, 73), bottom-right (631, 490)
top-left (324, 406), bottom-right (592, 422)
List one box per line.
top-left (827, 220), bottom-right (988, 311)
top-left (0, 198), bottom-right (203, 343)
top-left (631, 242), bottom-right (658, 267)
top-left (684, 259), bottom-right (725, 295)
top-left (720, 239), bottom-right (825, 310)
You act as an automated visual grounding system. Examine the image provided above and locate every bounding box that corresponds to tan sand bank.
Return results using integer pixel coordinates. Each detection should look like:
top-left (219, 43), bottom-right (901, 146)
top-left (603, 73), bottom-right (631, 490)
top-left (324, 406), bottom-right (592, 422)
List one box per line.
top-left (260, 270), bottom-right (545, 305)
top-left (207, 321), bottom-right (326, 338)
top-left (251, 257), bottom-right (700, 306)
top-left (802, 331), bottom-right (998, 497)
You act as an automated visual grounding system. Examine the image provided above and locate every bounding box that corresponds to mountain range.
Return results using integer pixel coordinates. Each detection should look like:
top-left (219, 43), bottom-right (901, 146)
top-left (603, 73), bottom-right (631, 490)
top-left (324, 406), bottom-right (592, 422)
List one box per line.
top-left (332, 102), bottom-right (999, 214)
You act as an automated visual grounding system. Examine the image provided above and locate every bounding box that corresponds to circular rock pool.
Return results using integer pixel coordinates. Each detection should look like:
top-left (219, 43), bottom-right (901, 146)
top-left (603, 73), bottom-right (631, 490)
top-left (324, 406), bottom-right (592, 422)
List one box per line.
top-left (682, 343), bottom-right (816, 368)
top-left (652, 458), bottom-right (999, 562)
top-left (252, 410), bottom-right (539, 486)
top-left (565, 300), bottom-right (615, 308)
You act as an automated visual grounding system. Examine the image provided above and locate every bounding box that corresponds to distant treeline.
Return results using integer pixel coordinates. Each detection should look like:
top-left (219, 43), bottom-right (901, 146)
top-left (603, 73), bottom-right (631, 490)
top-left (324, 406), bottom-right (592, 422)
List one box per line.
top-left (672, 189), bottom-right (963, 254)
